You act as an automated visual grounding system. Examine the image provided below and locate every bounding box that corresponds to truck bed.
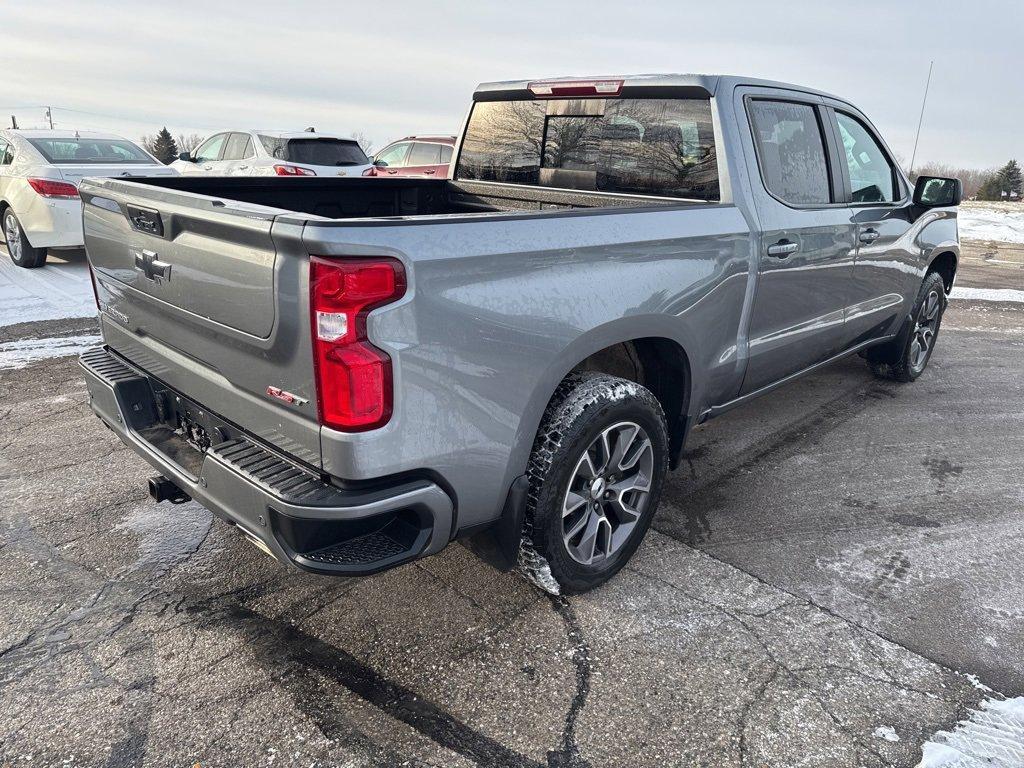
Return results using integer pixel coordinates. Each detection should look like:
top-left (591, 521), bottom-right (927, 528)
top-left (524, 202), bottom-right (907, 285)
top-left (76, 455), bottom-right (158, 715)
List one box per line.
top-left (117, 176), bottom-right (685, 219)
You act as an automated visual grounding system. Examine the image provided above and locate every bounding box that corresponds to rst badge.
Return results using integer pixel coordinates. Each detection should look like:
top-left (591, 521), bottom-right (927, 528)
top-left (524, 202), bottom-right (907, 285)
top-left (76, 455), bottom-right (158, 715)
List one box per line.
top-left (266, 386), bottom-right (308, 406)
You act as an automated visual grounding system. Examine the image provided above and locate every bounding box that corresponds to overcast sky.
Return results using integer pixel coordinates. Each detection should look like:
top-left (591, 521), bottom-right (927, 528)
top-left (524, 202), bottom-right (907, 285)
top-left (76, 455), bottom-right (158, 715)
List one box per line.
top-left (2, 0), bottom-right (1019, 169)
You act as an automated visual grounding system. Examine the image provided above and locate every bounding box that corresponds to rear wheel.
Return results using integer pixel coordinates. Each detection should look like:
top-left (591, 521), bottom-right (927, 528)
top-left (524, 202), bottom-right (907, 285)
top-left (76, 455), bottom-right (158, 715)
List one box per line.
top-left (867, 271), bottom-right (946, 382)
top-left (519, 372), bottom-right (668, 594)
top-left (3, 210), bottom-right (47, 268)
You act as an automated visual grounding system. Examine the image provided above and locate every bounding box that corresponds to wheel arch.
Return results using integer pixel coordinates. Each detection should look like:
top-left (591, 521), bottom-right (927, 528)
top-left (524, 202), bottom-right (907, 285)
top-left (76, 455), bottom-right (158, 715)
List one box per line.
top-left (926, 249), bottom-right (958, 293)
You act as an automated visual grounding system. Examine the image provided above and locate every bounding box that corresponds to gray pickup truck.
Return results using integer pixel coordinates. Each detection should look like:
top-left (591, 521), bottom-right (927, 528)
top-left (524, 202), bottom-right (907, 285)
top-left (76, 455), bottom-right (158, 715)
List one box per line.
top-left (79, 74), bottom-right (961, 594)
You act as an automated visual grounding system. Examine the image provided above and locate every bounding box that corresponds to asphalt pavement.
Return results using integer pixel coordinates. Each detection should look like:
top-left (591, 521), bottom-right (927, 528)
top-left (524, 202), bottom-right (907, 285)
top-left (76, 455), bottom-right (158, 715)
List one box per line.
top-left (0, 242), bottom-right (1021, 767)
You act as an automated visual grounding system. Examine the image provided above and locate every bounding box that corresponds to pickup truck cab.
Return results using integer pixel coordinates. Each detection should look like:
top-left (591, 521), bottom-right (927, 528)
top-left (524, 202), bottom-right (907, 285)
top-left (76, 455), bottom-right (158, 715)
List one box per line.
top-left (79, 74), bottom-right (961, 594)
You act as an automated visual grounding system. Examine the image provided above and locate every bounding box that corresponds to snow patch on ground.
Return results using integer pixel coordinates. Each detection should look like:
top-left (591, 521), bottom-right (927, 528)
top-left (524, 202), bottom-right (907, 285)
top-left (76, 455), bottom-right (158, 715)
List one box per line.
top-left (0, 335), bottom-right (100, 369)
top-left (0, 248), bottom-right (95, 326)
top-left (950, 287), bottom-right (1024, 303)
top-left (959, 205), bottom-right (1024, 245)
top-left (874, 725), bottom-right (900, 742)
top-left (917, 696), bottom-right (1024, 767)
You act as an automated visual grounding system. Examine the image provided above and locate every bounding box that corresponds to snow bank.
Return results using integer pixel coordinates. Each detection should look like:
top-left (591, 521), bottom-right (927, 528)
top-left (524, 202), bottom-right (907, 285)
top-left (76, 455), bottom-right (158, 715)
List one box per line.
top-left (950, 287), bottom-right (1024, 303)
top-left (959, 205), bottom-right (1024, 244)
top-left (917, 696), bottom-right (1024, 767)
top-left (0, 335), bottom-right (101, 369)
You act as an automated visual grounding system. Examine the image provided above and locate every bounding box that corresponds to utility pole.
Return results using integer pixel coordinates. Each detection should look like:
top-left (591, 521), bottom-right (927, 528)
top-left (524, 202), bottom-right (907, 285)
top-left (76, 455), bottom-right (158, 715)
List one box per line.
top-left (45, 106), bottom-right (53, 129)
top-left (9, 115), bottom-right (17, 129)
top-left (909, 61), bottom-right (933, 177)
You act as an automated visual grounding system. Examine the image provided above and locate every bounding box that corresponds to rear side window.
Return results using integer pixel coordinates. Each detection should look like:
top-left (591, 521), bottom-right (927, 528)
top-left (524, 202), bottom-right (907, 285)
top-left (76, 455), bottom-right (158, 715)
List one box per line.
top-left (283, 139), bottom-right (368, 167)
top-left (456, 97), bottom-right (719, 200)
top-left (223, 133), bottom-right (253, 161)
top-left (408, 142), bottom-right (442, 166)
top-left (835, 113), bottom-right (896, 203)
top-left (748, 101), bottom-right (831, 206)
top-left (439, 145), bottom-right (453, 164)
top-left (27, 137), bottom-right (153, 165)
top-left (0, 139), bottom-right (10, 165)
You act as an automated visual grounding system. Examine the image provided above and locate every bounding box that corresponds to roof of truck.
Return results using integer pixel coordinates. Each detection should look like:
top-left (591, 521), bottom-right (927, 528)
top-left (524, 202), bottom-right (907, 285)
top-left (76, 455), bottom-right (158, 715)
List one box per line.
top-left (473, 73), bottom-right (846, 103)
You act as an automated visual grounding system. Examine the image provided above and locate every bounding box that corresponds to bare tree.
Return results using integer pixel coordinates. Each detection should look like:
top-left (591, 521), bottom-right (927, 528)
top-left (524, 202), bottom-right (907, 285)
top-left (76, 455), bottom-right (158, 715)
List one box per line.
top-left (349, 131), bottom-right (375, 155)
top-left (176, 133), bottom-right (204, 153)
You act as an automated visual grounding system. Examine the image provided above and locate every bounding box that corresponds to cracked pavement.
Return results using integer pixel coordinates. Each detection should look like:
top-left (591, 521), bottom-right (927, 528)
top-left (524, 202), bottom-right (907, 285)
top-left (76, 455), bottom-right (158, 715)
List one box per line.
top-left (0, 249), bottom-right (1022, 767)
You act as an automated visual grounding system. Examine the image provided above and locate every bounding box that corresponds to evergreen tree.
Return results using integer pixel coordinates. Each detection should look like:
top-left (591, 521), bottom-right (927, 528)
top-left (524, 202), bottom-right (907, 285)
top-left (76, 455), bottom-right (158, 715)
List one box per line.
top-left (147, 127), bottom-right (179, 165)
top-left (977, 174), bottom-right (1003, 201)
top-left (995, 159), bottom-right (1022, 196)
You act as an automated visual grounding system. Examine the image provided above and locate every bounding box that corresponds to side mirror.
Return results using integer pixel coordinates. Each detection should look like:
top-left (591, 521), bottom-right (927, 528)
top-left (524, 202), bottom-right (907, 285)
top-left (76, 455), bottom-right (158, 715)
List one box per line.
top-left (373, 159), bottom-right (388, 167)
top-left (914, 176), bottom-right (962, 207)
top-left (178, 151), bottom-right (194, 162)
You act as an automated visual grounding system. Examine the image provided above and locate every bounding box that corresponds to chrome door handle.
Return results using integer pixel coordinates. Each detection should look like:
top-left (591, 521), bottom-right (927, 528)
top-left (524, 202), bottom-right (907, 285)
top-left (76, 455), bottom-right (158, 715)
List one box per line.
top-left (766, 241), bottom-right (800, 258)
top-left (859, 229), bottom-right (880, 244)
top-left (422, 169), bottom-right (436, 175)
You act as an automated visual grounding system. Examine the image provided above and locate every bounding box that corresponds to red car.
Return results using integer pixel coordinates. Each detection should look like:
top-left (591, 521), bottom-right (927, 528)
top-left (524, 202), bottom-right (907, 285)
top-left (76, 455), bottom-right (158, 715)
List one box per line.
top-left (367, 135), bottom-right (455, 177)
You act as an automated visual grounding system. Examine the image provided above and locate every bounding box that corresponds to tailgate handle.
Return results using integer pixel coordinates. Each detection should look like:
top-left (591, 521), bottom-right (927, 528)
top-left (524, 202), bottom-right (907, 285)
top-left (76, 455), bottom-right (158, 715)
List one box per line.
top-left (134, 249), bottom-right (171, 282)
top-left (125, 204), bottom-right (164, 237)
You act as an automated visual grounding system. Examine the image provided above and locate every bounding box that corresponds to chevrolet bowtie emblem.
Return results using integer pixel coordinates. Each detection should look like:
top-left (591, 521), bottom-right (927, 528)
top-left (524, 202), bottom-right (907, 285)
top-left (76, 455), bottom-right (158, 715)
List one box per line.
top-left (133, 249), bottom-right (171, 282)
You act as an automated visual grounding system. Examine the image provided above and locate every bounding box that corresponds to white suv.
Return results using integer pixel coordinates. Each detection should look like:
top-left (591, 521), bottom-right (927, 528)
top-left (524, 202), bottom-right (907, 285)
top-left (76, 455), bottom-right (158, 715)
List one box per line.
top-left (0, 129), bottom-right (175, 268)
top-left (172, 130), bottom-right (373, 177)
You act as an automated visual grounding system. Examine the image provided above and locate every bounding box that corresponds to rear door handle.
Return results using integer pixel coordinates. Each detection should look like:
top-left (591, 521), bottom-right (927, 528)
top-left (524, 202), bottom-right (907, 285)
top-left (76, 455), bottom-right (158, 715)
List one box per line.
top-left (859, 229), bottom-right (880, 244)
top-left (766, 240), bottom-right (800, 258)
top-left (422, 169), bottom-right (436, 175)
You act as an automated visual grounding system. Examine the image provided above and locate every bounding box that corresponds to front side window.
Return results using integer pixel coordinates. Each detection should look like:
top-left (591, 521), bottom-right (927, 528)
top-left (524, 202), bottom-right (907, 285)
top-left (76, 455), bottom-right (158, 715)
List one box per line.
top-left (374, 142), bottom-right (411, 168)
top-left (456, 97), bottom-right (719, 200)
top-left (27, 137), bottom-right (153, 165)
top-left (194, 134), bottom-right (227, 163)
top-left (748, 100), bottom-right (831, 206)
top-left (835, 113), bottom-right (896, 203)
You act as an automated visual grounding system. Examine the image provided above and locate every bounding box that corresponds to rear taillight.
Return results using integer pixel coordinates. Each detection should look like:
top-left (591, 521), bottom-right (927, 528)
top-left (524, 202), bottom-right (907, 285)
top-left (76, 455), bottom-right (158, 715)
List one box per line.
top-left (310, 257), bottom-right (406, 431)
top-left (274, 164), bottom-right (316, 176)
top-left (27, 177), bottom-right (79, 198)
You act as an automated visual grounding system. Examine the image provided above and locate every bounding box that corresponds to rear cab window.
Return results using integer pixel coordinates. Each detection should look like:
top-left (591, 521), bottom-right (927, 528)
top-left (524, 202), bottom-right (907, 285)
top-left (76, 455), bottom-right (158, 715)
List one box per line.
top-left (27, 138), bottom-right (154, 164)
top-left (455, 96), bottom-right (720, 201)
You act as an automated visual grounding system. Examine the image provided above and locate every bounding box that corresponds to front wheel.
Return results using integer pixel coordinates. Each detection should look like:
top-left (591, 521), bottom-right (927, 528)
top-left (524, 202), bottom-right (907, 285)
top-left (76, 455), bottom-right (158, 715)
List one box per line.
top-left (867, 271), bottom-right (947, 382)
top-left (3, 210), bottom-right (47, 268)
top-left (519, 372), bottom-right (669, 595)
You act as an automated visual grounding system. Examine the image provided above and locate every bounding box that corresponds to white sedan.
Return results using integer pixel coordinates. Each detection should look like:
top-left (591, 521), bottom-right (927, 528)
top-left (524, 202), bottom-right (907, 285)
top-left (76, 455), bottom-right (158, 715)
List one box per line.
top-left (171, 130), bottom-right (373, 177)
top-left (0, 129), bottom-right (176, 268)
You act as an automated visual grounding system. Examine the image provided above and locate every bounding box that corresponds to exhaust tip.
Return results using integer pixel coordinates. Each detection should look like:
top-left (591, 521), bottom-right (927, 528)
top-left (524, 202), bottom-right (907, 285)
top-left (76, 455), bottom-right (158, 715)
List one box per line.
top-left (148, 475), bottom-right (190, 505)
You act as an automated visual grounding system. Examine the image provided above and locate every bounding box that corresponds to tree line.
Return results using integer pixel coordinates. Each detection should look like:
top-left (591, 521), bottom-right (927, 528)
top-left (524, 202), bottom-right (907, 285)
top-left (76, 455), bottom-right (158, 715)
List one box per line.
top-left (905, 159), bottom-right (1020, 202)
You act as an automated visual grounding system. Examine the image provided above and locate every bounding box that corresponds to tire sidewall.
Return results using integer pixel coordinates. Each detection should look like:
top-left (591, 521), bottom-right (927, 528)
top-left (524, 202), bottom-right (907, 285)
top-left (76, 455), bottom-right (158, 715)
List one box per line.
top-left (529, 381), bottom-right (668, 593)
top-left (4, 210), bottom-right (44, 268)
top-left (902, 273), bottom-right (947, 380)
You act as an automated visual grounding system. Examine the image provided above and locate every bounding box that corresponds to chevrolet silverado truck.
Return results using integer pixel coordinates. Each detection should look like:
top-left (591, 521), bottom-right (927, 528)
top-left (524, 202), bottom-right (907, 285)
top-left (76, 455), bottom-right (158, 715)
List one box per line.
top-left (79, 75), bottom-right (961, 594)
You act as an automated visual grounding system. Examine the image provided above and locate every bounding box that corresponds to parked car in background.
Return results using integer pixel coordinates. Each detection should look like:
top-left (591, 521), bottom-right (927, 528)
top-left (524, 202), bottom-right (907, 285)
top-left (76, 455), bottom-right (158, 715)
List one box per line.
top-left (172, 130), bottom-right (373, 177)
top-left (0, 129), bottom-right (175, 268)
top-left (368, 135), bottom-right (456, 177)
top-left (78, 74), bottom-right (961, 594)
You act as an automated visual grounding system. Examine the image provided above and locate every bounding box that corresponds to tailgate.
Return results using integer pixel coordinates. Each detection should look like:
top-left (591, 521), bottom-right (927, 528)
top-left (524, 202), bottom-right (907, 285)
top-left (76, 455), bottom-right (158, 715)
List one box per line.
top-left (79, 177), bottom-right (322, 468)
